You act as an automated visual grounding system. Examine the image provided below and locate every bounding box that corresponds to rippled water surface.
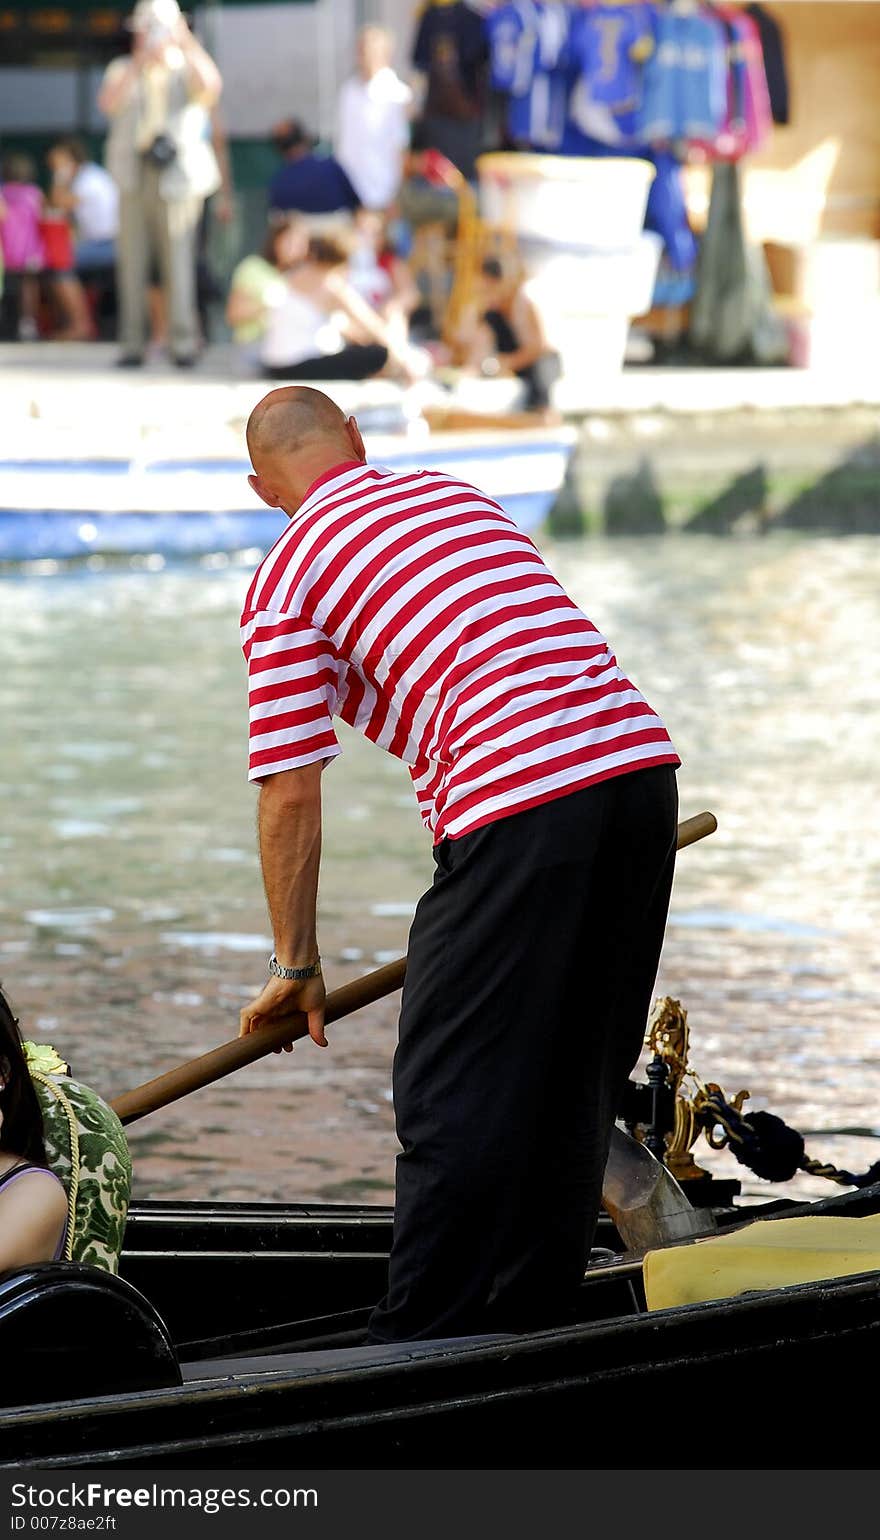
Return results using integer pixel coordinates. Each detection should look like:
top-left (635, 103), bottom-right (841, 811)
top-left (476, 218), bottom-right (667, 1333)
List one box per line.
top-left (1, 532), bottom-right (878, 1206)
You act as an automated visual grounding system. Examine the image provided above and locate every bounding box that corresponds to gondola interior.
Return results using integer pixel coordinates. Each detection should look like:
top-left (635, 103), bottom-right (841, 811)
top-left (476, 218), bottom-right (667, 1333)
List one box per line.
top-left (2, 1181), bottom-right (879, 1468)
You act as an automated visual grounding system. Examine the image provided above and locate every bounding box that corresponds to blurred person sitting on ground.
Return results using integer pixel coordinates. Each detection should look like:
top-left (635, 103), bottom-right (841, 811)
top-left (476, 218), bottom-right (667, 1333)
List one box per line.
top-left (226, 214), bottom-right (309, 369)
top-left (267, 119), bottom-right (358, 221)
top-left (347, 207), bottom-right (419, 353)
top-left (0, 153), bottom-right (45, 340)
top-left (261, 231), bottom-right (427, 383)
top-left (97, 0), bottom-right (223, 368)
top-left (455, 256), bottom-right (562, 418)
top-left (0, 986), bottom-right (68, 1270)
top-left (336, 26), bottom-right (413, 214)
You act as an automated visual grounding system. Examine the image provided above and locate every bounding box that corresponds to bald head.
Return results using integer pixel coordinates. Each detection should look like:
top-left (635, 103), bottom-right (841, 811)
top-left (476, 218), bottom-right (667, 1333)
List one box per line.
top-left (246, 387), bottom-right (366, 518)
top-left (247, 386), bottom-right (353, 465)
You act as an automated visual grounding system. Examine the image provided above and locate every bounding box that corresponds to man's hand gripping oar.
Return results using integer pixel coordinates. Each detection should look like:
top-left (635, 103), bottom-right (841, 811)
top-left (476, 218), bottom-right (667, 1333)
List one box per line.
top-left (110, 810), bottom-right (718, 1254)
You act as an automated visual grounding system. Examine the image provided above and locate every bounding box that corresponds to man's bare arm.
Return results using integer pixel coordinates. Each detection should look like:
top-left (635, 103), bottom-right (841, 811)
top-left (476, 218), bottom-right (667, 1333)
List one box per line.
top-left (97, 55), bottom-right (143, 117)
top-left (239, 761), bottom-right (328, 1049)
top-left (177, 19), bottom-right (223, 107)
top-left (258, 763), bottom-right (322, 963)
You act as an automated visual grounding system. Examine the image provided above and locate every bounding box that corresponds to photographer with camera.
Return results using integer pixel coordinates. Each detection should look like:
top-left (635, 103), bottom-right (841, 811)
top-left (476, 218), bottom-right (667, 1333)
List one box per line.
top-left (98, 0), bottom-right (222, 367)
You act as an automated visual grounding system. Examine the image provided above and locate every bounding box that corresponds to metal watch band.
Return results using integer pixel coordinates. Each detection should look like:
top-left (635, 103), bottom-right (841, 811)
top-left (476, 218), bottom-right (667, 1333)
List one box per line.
top-left (268, 953), bottom-right (322, 981)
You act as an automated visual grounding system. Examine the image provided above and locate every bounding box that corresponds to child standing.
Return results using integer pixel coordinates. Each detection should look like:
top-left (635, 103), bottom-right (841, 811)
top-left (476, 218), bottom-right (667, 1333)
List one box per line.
top-left (0, 154), bottom-right (45, 340)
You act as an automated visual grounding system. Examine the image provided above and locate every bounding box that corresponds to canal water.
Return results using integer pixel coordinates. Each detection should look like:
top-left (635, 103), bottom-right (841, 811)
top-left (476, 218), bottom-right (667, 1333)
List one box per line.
top-left (1, 531), bottom-right (878, 1207)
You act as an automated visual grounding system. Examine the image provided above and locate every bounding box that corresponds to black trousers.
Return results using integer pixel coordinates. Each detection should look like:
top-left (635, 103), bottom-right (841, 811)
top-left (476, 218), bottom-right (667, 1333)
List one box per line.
top-left (0, 270), bottom-right (25, 340)
top-left (262, 343), bottom-right (388, 382)
top-left (367, 764), bottom-right (679, 1342)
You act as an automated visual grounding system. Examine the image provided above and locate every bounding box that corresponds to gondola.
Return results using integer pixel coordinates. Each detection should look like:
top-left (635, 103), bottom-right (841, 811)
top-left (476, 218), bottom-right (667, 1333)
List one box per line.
top-left (6, 840), bottom-right (875, 1468)
top-left (2, 1178), bottom-right (879, 1469)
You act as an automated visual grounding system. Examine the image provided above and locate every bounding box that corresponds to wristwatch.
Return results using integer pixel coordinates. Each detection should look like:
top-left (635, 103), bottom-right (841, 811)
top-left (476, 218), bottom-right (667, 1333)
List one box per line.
top-left (268, 953), bottom-right (322, 981)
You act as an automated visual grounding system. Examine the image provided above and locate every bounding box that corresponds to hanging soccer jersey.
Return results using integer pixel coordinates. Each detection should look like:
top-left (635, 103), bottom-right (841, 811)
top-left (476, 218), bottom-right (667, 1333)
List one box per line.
top-left (413, 0), bottom-right (489, 122)
top-left (486, 0), bottom-right (571, 149)
top-left (565, 1), bottom-right (655, 146)
top-left (636, 7), bottom-right (728, 142)
top-left (486, 0), bottom-right (538, 96)
top-left (482, 2), bottom-right (771, 163)
top-left (689, 8), bottom-right (772, 160)
top-left (568, 2), bottom-right (655, 111)
top-left (733, 10), bottom-right (772, 151)
top-left (745, 1), bottom-right (789, 124)
top-left (688, 11), bottom-right (745, 160)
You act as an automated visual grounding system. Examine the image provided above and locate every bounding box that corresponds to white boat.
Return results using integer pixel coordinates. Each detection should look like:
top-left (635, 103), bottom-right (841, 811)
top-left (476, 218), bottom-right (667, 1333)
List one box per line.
top-left (0, 424), bottom-right (576, 563)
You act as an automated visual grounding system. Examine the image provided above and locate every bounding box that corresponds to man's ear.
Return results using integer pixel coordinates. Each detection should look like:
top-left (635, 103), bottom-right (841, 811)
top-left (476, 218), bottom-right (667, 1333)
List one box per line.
top-left (346, 416), bottom-right (367, 463)
top-left (248, 472), bottom-right (282, 509)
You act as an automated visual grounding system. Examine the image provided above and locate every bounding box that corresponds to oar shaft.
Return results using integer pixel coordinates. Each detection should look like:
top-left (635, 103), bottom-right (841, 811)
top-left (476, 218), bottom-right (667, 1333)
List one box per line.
top-left (110, 957), bottom-right (406, 1126)
top-left (676, 810), bottom-right (716, 849)
top-left (111, 809), bottom-right (716, 1127)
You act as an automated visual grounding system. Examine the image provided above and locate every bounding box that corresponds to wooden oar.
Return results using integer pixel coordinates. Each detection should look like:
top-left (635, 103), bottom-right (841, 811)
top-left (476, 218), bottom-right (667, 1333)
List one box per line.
top-left (111, 810), bottom-right (716, 1127)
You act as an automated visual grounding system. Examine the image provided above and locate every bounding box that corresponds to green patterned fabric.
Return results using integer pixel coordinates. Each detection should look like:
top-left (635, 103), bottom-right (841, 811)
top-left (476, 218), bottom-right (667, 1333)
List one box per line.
top-left (31, 1069), bottom-right (132, 1275)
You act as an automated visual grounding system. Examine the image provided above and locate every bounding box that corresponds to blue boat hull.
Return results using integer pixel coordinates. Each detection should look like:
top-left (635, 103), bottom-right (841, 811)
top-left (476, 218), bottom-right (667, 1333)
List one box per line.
top-left (0, 492), bottom-right (560, 564)
top-left (0, 436), bottom-right (575, 562)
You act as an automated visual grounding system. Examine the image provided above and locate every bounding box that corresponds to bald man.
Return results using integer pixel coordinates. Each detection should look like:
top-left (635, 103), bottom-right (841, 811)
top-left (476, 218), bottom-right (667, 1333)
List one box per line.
top-left (239, 386), bottom-right (681, 1342)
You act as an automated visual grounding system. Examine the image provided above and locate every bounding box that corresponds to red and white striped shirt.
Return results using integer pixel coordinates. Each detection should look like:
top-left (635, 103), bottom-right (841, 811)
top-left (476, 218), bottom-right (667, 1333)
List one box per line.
top-left (241, 461), bottom-right (680, 843)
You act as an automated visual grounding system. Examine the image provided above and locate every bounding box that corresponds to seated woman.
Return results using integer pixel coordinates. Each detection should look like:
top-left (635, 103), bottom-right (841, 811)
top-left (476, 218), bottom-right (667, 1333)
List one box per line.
top-left (225, 214), bottom-right (310, 369)
top-left (458, 257), bottom-right (562, 417)
top-left (260, 232), bottom-right (424, 383)
top-left (0, 986), bottom-right (68, 1270)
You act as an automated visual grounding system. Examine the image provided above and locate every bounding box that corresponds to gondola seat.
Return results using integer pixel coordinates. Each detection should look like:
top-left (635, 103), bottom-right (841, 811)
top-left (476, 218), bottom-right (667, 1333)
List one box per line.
top-left (0, 1263), bottom-right (180, 1408)
top-left (644, 1213), bottom-right (880, 1309)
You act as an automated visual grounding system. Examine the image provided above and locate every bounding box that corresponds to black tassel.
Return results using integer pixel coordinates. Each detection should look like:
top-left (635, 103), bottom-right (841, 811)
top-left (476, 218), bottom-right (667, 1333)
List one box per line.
top-left (700, 1094), bottom-right (804, 1182)
top-left (728, 1108), bottom-right (805, 1183)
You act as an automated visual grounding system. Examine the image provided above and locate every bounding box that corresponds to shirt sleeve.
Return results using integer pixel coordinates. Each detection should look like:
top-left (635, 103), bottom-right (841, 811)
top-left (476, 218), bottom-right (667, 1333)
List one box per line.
top-left (232, 256), bottom-right (284, 304)
top-left (241, 609), bottom-right (342, 783)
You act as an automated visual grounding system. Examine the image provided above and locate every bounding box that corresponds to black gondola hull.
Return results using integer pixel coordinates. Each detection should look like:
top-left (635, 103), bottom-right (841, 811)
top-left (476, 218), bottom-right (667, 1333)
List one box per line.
top-left (3, 1184), bottom-right (879, 1468)
top-left (2, 1268), bottom-right (878, 1469)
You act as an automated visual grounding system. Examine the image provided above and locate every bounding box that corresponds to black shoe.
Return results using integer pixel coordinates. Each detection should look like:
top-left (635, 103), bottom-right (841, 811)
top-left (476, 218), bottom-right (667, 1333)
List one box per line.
top-left (173, 354), bottom-right (197, 369)
top-left (116, 354), bottom-right (144, 368)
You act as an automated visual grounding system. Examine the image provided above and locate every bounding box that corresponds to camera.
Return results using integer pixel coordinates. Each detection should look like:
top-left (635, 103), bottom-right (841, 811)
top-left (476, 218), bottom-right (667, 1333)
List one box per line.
top-left (146, 20), bottom-right (174, 47)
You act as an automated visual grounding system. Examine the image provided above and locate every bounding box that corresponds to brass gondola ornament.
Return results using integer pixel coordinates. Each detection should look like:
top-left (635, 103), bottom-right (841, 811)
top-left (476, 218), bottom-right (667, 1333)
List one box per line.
top-left (644, 996), bottom-right (750, 1182)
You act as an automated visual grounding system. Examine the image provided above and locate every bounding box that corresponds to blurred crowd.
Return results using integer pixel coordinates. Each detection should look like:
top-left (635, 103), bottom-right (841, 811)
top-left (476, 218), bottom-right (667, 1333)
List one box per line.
top-left (0, 0), bottom-right (560, 413)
